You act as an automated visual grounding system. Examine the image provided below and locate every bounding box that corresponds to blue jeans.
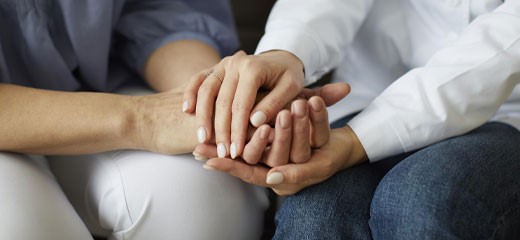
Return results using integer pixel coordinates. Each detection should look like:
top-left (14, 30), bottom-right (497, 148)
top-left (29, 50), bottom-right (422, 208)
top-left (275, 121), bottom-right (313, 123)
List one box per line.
top-left (273, 120), bottom-right (520, 240)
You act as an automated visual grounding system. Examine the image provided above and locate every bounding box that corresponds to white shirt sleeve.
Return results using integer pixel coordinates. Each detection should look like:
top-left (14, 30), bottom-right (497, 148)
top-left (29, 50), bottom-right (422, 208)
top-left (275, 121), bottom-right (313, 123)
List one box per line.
top-left (254, 0), bottom-right (375, 86)
top-left (348, 2), bottom-right (520, 162)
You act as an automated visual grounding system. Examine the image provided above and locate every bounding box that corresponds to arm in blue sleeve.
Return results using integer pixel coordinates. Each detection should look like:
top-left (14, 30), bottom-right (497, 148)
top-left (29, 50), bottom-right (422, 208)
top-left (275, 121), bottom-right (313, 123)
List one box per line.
top-left (115, 0), bottom-right (239, 75)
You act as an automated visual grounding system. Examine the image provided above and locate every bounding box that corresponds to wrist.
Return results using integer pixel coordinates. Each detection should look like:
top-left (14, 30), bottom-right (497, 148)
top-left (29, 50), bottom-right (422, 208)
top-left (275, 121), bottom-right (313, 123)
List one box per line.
top-left (117, 95), bottom-right (145, 151)
top-left (339, 125), bottom-right (368, 168)
top-left (126, 92), bottom-right (201, 154)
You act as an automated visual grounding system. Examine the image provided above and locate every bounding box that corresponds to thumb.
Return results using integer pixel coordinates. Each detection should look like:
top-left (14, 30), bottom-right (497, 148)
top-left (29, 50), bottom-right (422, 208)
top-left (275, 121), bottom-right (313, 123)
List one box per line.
top-left (250, 73), bottom-right (304, 127)
top-left (266, 162), bottom-right (320, 185)
top-left (299, 83), bottom-right (350, 107)
top-left (318, 82), bottom-right (351, 106)
top-left (193, 143), bottom-right (218, 160)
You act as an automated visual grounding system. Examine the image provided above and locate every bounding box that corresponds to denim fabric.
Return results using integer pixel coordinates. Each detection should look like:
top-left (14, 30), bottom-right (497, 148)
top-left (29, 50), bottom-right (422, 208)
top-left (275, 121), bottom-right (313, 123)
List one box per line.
top-left (274, 161), bottom-right (387, 240)
top-left (274, 121), bottom-right (520, 240)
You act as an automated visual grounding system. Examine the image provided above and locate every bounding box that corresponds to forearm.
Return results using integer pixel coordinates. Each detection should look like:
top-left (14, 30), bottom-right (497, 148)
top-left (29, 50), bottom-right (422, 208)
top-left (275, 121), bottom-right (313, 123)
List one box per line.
top-left (0, 84), bottom-right (138, 155)
top-left (0, 84), bottom-right (203, 155)
top-left (144, 40), bottom-right (221, 92)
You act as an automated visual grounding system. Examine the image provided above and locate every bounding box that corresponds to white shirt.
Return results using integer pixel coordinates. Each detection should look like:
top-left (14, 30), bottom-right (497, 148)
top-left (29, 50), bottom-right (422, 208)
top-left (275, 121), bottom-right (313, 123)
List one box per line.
top-left (256, 0), bottom-right (520, 161)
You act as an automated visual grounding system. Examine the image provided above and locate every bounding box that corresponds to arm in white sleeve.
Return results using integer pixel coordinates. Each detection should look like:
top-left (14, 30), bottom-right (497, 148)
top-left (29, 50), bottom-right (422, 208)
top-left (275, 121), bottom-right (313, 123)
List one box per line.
top-left (348, 2), bottom-right (520, 162)
top-left (254, 0), bottom-right (374, 85)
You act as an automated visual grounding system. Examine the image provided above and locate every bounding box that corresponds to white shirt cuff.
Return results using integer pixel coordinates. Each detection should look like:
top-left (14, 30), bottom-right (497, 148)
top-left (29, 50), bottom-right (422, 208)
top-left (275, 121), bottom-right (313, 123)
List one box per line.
top-left (347, 102), bottom-right (406, 162)
top-left (255, 28), bottom-right (331, 86)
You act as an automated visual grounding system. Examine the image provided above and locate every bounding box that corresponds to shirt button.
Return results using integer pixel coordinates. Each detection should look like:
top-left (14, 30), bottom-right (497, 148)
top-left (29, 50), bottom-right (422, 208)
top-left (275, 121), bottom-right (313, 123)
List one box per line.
top-left (445, 0), bottom-right (461, 8)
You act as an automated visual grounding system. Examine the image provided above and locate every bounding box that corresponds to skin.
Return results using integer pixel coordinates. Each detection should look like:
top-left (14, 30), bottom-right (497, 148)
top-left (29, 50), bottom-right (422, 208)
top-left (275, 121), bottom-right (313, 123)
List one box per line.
top-left (202, 103), bottom-right (369, 196)
top-left (194, 96), bottom-right (333, 167)
top-left (0, 40), bottom-right (220, 155)
top-left (184, 50), bottom-right (306, 159)
top-left (144, 40), bottom-right (221, 92)
top-left (184, 50), bottom-right (370, 196)
top-left (193, 83), bottom-right (351, 162)
top-left (204, 126), bottom-right (368, 196)
top-left (0, 37), bottom-right (350, 157)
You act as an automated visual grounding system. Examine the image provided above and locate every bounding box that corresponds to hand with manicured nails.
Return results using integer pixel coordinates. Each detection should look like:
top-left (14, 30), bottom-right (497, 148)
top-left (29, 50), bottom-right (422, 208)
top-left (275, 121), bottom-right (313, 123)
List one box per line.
top-left (183, 50), bottom-right (306, 160)
top-left (198, 98), bottom-right (368, 196)
top-left (191, 82), bottom-right (350, 164)
top-left (194, 96), bottom-right (332, 166)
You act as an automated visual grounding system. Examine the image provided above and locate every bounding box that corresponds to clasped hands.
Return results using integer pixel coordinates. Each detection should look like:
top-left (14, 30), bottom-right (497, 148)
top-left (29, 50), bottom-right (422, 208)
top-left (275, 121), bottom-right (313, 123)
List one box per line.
top-left (183, 51), bottom-right (367, 195)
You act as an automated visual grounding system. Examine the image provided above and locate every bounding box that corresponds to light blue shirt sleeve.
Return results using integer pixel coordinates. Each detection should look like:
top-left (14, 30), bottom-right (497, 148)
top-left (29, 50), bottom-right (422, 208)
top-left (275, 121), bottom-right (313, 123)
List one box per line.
top-left (115, 0), bottom-right (239, 75)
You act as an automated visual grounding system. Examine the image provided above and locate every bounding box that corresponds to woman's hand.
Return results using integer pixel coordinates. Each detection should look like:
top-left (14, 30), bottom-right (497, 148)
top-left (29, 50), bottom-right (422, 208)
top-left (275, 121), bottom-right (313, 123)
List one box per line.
top-left (131, 90), bottom-right (200, 154)
top-left (133, 81), bottom-right (349, 156)
top-left (191, 82), bottom-right (350, 163)
top-left (183, 50), bottom-right (306, 160)
top-left (194, 94), bottom-right (366, 196)
top-left (203, 123), bottom-right (368, 196)
top-left (242, 97), bottom-right (331, 166)
top-left (193, 96), bottom-right (332, 166)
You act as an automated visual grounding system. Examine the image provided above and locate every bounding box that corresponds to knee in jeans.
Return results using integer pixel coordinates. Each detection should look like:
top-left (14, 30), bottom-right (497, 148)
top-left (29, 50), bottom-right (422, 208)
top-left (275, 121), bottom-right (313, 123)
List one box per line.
top-left (369, 160), bottom-right (458, 238)
top-left (275, 166), bottom-right (382, 240)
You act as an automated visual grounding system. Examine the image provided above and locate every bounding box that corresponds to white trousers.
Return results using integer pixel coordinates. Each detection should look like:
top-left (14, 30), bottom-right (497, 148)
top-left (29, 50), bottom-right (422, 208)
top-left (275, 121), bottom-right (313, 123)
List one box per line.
top-left (0, 150), bottom-right (268, 240)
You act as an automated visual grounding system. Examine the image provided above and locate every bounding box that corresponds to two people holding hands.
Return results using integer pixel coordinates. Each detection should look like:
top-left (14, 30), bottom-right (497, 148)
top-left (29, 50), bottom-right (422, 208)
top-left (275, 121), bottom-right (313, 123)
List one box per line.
top-left (2, 0), bottom-right (519, 239)
top-left (184, 50), bottom-right (362, 196)
top-left (185, 0), bottom-right (520, 239)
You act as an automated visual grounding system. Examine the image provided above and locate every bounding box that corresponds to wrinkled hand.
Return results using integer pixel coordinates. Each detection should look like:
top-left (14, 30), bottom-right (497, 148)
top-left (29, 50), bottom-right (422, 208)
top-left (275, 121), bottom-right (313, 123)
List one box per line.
top-left (133, 81), bottom-right (349, 157)
top-left (183, 50), bottom-right (306, 160)
top-left (133, 89), bottom-right (262, 155)
top-left (132, 89), bottom-right (200, 154)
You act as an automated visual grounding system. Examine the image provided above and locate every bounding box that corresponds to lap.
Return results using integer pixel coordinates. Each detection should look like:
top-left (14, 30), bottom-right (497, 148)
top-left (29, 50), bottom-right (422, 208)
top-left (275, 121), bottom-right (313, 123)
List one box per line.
top-left (48, 150), bottom-right (269, 240)
top-left (274, 160), bottom-right (388, 240)
top-left (370, 122), bottom-right (520, 239)
top-left (275, 122), bottom-right (520, 239)
top-left (0, 152), bottom-right (92, 240)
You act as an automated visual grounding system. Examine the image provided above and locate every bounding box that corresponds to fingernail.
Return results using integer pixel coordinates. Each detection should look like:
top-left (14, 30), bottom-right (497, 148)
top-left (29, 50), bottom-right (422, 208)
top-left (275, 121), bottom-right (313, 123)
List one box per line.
top-left (260, 127), bottom-right (269, 140)
top-left (309, 98), bottom-right (323, 112)
top-left (266, 172), bottom-right (285, 184)
top-left (197, 127), bottom-right (207, 143)
top-left (230, 142), bottom-right (237, 159)
top-left (250, 111), bottom-right (267, 127)
top-left (203, 164), bottom-right (216, 171)
top-left (292, 102), bottom-right (307, 118)
top-left (193, 152), bottom-right (208, 161)
top-left (182, 100), bottom-right (189, 113)
top-left (217, 143), bottom-right (227, 158)
top-left (279, 113), bottom-right (290, 129)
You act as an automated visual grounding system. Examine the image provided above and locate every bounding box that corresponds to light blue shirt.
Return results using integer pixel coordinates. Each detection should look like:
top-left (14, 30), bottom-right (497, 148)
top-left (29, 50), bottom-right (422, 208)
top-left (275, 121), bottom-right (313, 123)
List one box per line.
top-left (0, 0), bottom-right (238, 91)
